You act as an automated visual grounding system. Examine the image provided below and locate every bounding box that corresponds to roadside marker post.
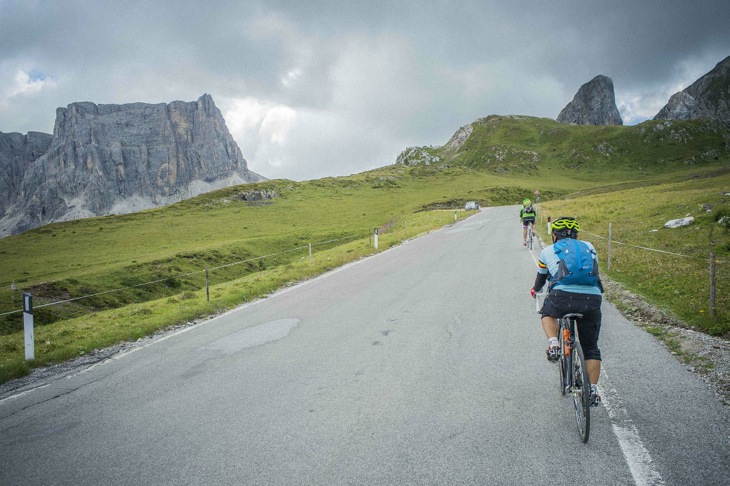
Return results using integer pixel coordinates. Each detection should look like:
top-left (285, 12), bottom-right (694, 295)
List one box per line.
top-left (374, 228), bottom-right (379, 250)
top-left (23, 292), bottom-right (34, 361)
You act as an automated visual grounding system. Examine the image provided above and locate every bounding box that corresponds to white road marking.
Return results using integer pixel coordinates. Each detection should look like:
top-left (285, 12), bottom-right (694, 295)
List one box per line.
top-left (600, 368), bottom-right (666, 486)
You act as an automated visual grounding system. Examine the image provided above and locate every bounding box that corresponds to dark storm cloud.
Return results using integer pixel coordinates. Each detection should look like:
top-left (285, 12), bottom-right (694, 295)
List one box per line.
top-left (1, 0), bottom-right (728, 180)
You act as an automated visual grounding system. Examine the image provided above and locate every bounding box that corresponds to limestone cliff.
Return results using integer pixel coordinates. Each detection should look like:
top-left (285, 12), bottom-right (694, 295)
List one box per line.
top-left (0, 94), bottom-right (264, 237)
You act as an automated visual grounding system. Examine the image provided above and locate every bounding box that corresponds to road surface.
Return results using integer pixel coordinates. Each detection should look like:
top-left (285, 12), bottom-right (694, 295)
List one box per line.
top-left (1, 205), bottom-right (728, 485)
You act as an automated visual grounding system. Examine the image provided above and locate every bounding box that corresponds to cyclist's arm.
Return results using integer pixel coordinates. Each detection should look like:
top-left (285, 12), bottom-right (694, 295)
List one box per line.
top-left (533, 272), bottom-right (548, 292)
top-left (533, 260), bottom-right (549, 292)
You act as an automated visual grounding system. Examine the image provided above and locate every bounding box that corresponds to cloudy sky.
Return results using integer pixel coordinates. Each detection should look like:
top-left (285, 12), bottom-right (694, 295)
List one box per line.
top-left (1, 1), bottom-right (728, 181)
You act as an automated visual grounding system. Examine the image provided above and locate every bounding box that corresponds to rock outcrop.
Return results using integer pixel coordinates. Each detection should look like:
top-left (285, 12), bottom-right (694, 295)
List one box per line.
top-left (0, 131), bottom-right (52, 220)
top-left (557, 75), bottom-right (623, 126)
top-left (654, 56), bottom-right (730, 127)
top-left (0, 94), bottom-right (264, 237)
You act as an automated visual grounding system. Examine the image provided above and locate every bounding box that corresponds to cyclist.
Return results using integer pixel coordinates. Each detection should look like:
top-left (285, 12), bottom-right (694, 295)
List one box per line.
top-left (520, 198), bottom-right (536, 246)
top-left (530, 216), bottom-right (604, 406)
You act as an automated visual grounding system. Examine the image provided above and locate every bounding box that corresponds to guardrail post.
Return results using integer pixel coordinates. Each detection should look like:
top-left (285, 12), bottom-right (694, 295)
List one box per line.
top-left (23, 292), bottom-right (34, 361)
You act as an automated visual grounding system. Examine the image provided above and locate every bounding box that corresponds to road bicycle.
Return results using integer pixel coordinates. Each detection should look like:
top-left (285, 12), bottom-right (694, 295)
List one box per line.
top-left (557, 312), bottom-right (591, 442)
top-left (526, 224), bottom-right (534, 250)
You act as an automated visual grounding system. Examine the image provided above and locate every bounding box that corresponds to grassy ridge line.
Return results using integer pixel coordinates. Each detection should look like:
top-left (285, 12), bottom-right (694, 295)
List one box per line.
top-left (435, 116), bottom-right (729, 176)
top-left (536, 172), bottom-right (730, 335)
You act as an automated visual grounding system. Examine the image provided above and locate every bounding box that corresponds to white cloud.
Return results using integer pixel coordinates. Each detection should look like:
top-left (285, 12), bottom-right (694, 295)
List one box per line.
top-left (223, 97), bottom-right (298, 177)
top-left (0, 67), bottom-right (57, 111)
top-left (9, 69), bottom-right (56, 97)
top-left (616, 56), bottom-right (720, 125)
top-left (260, 105), bottom-right (297, 143)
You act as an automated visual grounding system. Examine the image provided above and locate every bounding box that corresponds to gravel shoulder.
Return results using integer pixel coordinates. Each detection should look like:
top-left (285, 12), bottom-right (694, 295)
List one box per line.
top-left (603, 278), bottom-right (729, 407)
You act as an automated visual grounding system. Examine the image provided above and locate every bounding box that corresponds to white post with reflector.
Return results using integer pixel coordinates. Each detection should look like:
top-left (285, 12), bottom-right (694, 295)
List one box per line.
top-left (23, 293), bottom-right (34, 361)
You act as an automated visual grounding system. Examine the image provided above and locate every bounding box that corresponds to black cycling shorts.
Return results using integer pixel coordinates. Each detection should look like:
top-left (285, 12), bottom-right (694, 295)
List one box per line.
top-left (522, 217), bottom-right (535, 227)
top-left (540, 289), bottom-right (602, 361)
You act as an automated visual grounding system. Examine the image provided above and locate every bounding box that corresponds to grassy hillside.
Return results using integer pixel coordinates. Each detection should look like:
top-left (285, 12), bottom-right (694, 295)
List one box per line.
top-left (0, 117), bottom-right (728, 384)
top-left (537, 169), bottom-right (730, 335)
top-left (401, 116), bottom-right (729, 179)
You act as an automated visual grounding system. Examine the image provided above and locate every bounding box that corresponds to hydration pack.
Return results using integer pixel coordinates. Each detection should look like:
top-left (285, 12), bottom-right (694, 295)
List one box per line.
top-left (551, 238), bottom-right (599, 288)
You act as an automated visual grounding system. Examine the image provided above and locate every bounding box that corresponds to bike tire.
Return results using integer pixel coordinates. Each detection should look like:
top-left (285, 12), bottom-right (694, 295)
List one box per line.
top-left (527, 228), bottom-right (533, 250)
top-left (571, 341), bottom-right (591, 443)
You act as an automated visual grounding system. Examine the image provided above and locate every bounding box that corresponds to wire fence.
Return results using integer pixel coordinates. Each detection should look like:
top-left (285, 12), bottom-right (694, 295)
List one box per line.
top-left (536, 207), bottom-right (727, 321)
top-left (0, 208), bottom-right (473, 334)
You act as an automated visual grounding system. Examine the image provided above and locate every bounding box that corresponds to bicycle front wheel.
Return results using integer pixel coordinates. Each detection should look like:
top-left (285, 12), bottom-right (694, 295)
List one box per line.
top-left (571, 341), bottom-right (591, 443)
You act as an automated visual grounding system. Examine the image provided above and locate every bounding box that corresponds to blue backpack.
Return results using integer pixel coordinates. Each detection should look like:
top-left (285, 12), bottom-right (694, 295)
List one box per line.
top-left (551, 238), bottom-right (599, 288)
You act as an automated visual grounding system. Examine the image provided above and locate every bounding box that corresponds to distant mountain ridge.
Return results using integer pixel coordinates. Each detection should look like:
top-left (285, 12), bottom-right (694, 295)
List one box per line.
top-left (0, 94), bottom-right (264, 237)
top-left (654, 56), bottom-right (730, 127)
top-left (397, 57), bottom-right (730, 170)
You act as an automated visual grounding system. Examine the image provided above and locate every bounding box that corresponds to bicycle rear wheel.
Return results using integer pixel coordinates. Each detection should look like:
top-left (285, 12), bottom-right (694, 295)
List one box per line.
top-left (558, 327), bottom-right (567, 396)
top-left (571, 341), bottom-right (591, 443)
top-left (527, 227), bottom-right (533, 250)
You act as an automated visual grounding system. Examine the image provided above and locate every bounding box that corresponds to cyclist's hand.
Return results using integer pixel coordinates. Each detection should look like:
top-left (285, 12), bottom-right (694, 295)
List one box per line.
top-left (530, 288), bottom-right (536, 298)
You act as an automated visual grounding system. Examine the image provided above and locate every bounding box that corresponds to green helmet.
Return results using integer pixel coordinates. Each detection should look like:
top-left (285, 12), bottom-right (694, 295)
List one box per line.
top-left (551, 216), bottom-right (579, 239)
top-left (523, 198), bottom-right (531, 206)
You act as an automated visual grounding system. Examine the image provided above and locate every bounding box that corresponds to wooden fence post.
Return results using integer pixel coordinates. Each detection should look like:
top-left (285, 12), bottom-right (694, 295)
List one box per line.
top-left (607, 223), bottom-right (612, 272)
top-left (710, 252), bottom-right (716, 318)
top-left (205, 266), bottom-right (210, 302)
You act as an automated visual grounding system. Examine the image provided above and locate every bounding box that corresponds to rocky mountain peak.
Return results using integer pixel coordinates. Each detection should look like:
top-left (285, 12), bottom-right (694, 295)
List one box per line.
top-left (0, 94), bottom-right (264, 237)
top-left (557, 75), bottom-right (623, 126)
top-left (654, 56), bottom-right (730, 127)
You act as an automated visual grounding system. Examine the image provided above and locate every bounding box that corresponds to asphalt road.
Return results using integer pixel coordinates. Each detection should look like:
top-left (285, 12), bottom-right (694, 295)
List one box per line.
top-left (0, 205), bottom-right (728, 485)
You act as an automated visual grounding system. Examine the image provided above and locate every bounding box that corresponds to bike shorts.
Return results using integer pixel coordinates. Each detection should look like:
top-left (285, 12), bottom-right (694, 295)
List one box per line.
top-left (540, 289), bottom-right (603, 361)
top-left (522, 218), bottom-right (535, 227)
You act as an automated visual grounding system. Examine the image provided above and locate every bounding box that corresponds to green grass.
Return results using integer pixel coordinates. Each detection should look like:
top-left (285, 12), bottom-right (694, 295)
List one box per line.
top-left (431, 116), bottom-right (729, 178)
top-left (1, 115), bottom-right (729, 384)
top-left (537, 171), bottom-right (730, 335)
top-left (0, 207), bottom-right (477, 382)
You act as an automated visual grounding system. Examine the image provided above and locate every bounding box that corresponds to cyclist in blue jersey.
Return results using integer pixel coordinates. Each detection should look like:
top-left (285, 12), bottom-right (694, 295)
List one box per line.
top-left (520, 198), bottom-right (536, 246)
top-left (530, 216), bottom-right (604, 406)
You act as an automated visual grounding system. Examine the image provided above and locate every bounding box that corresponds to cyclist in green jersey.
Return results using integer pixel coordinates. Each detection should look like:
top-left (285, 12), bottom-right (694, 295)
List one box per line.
top-left (520, 198), bottom-right (536, 246)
